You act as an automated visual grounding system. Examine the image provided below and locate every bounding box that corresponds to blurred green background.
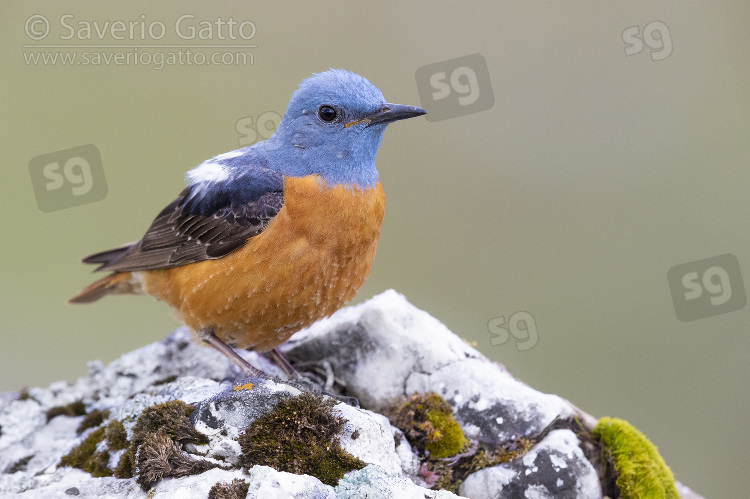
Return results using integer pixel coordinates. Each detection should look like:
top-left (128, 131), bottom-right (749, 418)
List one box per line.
top-left (2, 2), bottom-right (748, 497)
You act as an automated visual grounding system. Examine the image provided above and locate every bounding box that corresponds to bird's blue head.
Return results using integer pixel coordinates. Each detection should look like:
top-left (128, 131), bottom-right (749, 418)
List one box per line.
top-left (260, 69), bottom-right (426, 189)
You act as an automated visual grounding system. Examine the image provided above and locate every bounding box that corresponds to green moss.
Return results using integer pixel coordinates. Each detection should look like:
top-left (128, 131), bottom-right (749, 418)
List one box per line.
top-left (238, 392), bottom-right (365, 486)
top-left (387, 393), bottom-right (537, 492)
top-left (105, 419), bottom-right (129, 451)
top-left (592, 417), bottom-right (679, 499)
top-left (115, 400), bottom-right (213, 489)
top-left (424, 409), bottom-right (467, 459)
top-left (46, 400), bottom-right (86, 422)
top-left (59, 427), bottom-right (112, 477)
top-left (77, 409), bottom-right (110, 435)
top-left (131, 400), bottom-right (208, 449)
top-left (114, 448), bottom-right (134, 479)
top-left (388, 392), bottom-right (468, 459)
top-left (208, 478), bottom-right (250, 499)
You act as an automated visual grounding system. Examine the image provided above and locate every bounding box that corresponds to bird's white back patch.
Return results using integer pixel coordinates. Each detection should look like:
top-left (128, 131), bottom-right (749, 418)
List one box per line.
top-left (186, 161), bottom-right (230, 184)
top-left (213, 149), bottom-right (245, 161)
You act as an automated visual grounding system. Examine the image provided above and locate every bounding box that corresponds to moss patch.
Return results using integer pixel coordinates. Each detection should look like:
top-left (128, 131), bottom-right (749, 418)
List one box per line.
top-left (208, 478), bottom-right (250, 499)
top-left (115, 400), bottom-right (214, 489)
top-left (388, 392), bottom-right (468, 459)
top-left (238, 392), bottom-right (365, 486)
top-left (386, 392), bottom-right (537, 492)
top-left (114, 447), bottom-right (135, 479)
top-left (59, 427), bottom-right (111, 477)
top-left (46, 400), bottom-right (86, 422)
top-left (105, 419), bottom-right (128, 451)
top-left (592, 417), bottom-right (679, 499)
top-left (131, 400), bottom-right (208, 449)
top-left (136, 427), bottom-right (215, 490)
top-left (77, 409), bottom-right (110, 435)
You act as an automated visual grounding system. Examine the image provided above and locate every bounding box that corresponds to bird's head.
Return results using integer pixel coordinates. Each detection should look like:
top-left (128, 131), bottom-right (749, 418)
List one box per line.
top-left (265, 69), bottom-right (426, 189)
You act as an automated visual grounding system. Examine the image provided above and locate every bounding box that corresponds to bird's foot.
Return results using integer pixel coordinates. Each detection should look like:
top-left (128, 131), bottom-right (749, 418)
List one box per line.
top-left (262, 348), bottom-right (301, 379)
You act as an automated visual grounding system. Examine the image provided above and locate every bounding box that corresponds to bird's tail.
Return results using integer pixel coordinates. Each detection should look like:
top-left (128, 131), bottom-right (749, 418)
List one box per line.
top-left (80, 242), bottom-right (136, 271)
top-left (69, 272), bottom-right (140, 304)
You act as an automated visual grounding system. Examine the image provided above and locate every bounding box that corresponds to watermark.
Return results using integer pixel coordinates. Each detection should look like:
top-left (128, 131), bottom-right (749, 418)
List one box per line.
top-left (415, 53), bottom-right (494, 122)
top-left (623, 21), bottom-right (673, 61)
top-left (22, 14), bottom-right (257, 70)
top-left (23, 49), bottom-right (253, 70)
top-left (487, 311), bottom-right (538, 351)
top-left (667, 254), bottom-right (746, 322)
top-left (236, 111), bottom-right (282, 147)
top-left (28, 144), bottom-right (107, 212)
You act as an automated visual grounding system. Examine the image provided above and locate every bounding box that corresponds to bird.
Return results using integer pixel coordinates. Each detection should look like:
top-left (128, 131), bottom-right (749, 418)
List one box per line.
top-left (70, 69), bottom-right (426, 378)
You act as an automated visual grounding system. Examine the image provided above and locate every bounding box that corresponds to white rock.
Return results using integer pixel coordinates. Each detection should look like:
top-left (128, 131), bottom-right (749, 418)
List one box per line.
top-left (459, 430), bottom-right (601, 499)
top-left (152, 468), bottom-right (247, 499)
top-left (245, 465), bottom-right (335, 498)
top-left (285, 291), bottom-right (574, 446)
top-left (335, 465), bottom-right (462, 498)
top-left (0, 290), bottom-right (698, 498)
top-left (405, 358), bottom-right (573, 445)
top-left (334, 404), bottom-right (402, 474)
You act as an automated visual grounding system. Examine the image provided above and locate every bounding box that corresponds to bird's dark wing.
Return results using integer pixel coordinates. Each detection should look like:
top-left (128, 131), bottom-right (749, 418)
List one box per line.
top-left (83, 166), bottom-right (284, 272)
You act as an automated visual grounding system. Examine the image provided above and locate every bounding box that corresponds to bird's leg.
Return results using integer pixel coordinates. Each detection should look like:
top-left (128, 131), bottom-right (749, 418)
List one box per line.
top-left (198, 330), bottom-right (359, 407)
top-left (262, 348), bottom-right (300, 379)
top-left (198, 328), bottom-right (264, 377)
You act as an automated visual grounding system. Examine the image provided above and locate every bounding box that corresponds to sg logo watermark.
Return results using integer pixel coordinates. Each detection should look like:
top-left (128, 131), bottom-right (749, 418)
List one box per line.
top-left (622, 21), bottom-right (673, 61)
top-left (28, 144), bottom-right (107, 212)
top-left (667, 254), bottom-right (746, 322)
top-left (487, 311), bottom-right (538, 351)
top-left (415, 53), bottom-right (494, 122)
top-left (236, 111), bottom-right (281, 147)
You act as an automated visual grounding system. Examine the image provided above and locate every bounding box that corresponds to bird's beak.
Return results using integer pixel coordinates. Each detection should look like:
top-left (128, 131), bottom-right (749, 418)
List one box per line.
top-left (355, 103), bottom-right (427, 127)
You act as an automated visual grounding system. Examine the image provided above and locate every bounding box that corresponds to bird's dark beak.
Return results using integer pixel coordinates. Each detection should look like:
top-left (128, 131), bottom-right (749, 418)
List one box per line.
top-left (363, 103), bottom-right (427, 127)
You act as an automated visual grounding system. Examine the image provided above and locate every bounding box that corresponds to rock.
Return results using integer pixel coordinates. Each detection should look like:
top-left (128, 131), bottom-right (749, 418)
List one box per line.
top-left (458, 430), bottom-right (600, 499)
top-left (336, 465), bottom-right (459, 498)
top-left (281, 290), bottom-right (580, 446)
top-left (243, 466), bottom-right (335, 498)
top-left (0, 290), bottom-right (702, 498)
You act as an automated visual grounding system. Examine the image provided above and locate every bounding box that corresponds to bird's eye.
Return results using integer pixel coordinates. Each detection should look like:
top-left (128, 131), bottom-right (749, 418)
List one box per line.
top-left (318, 105), bottom-right (337, 122)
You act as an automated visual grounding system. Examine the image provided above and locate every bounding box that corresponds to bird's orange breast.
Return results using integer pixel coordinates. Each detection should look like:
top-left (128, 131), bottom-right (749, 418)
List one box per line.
top-left (140, 175), bottom-right (385, 351)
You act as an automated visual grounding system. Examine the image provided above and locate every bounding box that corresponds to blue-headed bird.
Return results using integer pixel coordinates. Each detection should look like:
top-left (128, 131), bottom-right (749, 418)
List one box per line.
top-left (70, 69), bottom-right (426, 377)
